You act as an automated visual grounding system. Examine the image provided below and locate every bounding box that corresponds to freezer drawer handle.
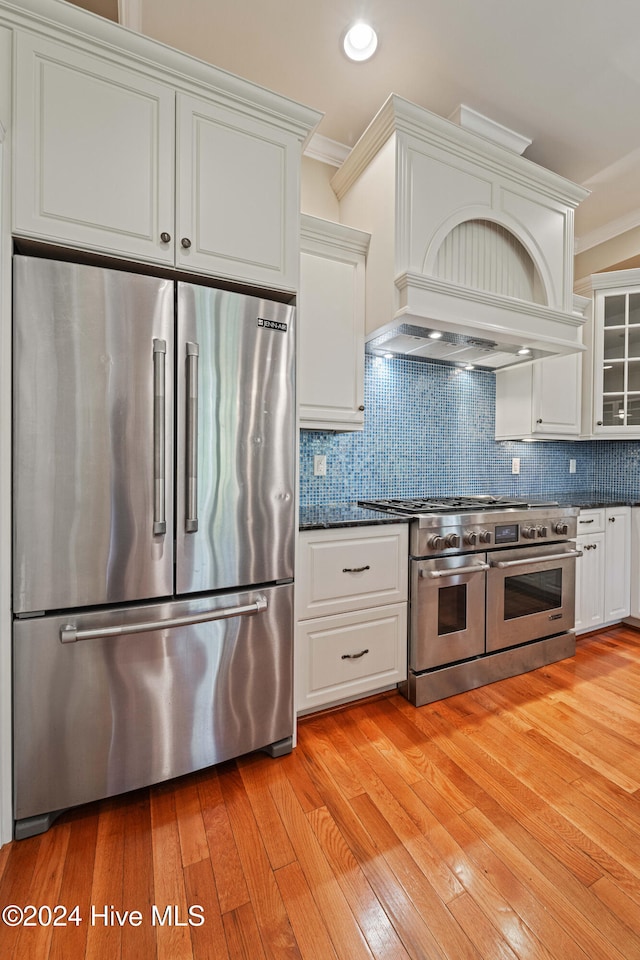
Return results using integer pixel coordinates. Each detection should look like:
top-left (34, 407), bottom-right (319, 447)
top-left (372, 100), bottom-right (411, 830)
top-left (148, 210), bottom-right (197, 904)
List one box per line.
top-left (153, 338), bottom-right (167, 535)
top-left (59, 595), bottom-right (268, 643)
top-left (490, 549), bottom-right (583, 569)
top-left (185, 341), bottom-right (199, 533)
top-left (422, 562), bottom-right (489, 579)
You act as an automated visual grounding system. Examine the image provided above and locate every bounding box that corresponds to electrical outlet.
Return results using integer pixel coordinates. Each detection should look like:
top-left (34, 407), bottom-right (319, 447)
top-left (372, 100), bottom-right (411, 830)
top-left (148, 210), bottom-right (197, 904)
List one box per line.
top-left (569, 459), bottom-right (576, 474)
top-left (511, 457), bottom-right (520, 475)
top-left (313, 454), bottom-right (327, 477)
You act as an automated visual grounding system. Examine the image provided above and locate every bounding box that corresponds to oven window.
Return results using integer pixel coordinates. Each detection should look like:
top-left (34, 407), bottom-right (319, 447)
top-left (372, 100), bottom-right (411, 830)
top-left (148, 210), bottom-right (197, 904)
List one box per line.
top-left (438, 584), bottom-right (467, 635)
top-left (504, 568), bottom-right (562, 620)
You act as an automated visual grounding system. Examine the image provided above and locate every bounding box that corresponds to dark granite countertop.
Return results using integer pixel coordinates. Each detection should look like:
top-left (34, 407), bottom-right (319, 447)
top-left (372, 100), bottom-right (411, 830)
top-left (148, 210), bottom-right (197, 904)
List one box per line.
top-left (299, 494), bottom-right (640, 531)
top-left (299, 502), bottom-right (410, 530)
top-left (547, 493), bottom-right (639, 509)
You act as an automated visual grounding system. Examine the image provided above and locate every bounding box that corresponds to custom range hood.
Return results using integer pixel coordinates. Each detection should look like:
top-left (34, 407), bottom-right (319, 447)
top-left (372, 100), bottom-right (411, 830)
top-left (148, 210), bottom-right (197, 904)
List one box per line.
top-left (331, 97), bottom-right (589, 370)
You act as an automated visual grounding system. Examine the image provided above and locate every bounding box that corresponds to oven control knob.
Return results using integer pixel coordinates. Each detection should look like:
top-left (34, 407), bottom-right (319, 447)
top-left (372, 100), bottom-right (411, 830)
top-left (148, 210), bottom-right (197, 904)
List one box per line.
top-left (553, 521), bottom-right (569, 535)
top-left (464, 531), bottom-right (478, 546)
top-left (428, 535), bottom-right (446, 550)
top-left (522, 526), bottom-right (537, 539)
top-left (536, 525), bottom-right (548, 538)
top-left (479, 530), bottom-right (492, 544)
top-left (444, 533), bottom-right (460, 548)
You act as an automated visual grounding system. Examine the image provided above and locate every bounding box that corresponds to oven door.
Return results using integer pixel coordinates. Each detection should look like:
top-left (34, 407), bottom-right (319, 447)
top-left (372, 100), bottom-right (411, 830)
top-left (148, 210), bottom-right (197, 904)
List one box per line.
top-left (486, 543), bottom-right (581, 653)
top-left (410, 554), bottom-right (488, 672)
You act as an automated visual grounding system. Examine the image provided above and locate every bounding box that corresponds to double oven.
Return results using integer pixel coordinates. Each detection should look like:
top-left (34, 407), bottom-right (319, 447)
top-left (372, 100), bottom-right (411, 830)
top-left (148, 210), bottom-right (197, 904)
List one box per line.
top-left (359, 496), bottom-right (581, 705)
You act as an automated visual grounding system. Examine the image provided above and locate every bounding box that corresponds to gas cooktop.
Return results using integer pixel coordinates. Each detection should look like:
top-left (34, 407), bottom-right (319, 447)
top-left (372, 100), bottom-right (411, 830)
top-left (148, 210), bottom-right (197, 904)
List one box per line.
top-left (358, 495), bottom-right (553, 515)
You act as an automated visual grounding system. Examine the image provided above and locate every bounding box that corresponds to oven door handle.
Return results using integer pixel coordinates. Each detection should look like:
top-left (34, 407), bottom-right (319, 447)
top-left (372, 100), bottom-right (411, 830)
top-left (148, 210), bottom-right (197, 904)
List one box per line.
top-left (490, 549), bottom-right (583, 569)
top-left (422, 562), bottom-right (489, 579)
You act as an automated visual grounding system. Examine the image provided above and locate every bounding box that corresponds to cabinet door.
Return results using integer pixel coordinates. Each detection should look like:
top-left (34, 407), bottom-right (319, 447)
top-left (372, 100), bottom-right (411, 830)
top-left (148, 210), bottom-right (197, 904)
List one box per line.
top-left (592, 287), bottom-right (640, 437)
top-left (532, 354), bottom-right (581, 435)
top-left (296, 603), bottom-right (407, 714)
top-left (299, 218), bottom-right (369, 430)
top-left (176, 94), bottom-right (299, 290)
top-left (495, 354), bottom-right (581, 440)
top-left (604, 507), bottom-right (630, 621)
top-left (574, 534), bottom-right (605, 633)
top-left (14, 33), bottom-right (175, 264)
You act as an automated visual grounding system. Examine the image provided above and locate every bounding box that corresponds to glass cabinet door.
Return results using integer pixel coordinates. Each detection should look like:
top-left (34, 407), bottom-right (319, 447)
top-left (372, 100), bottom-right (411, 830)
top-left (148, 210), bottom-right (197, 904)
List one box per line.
top-left (596, 289), bottom-right (640, 430)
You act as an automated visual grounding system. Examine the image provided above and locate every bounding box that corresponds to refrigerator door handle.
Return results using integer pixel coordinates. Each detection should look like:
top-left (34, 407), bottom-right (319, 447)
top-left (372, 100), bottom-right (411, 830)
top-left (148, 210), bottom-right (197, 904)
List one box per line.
top-left (60, 595), bottom-right (268, 643)
top-left (152, 338), bottom-right (167, 535)
top-left (185, 341), bottom-right (199, 533)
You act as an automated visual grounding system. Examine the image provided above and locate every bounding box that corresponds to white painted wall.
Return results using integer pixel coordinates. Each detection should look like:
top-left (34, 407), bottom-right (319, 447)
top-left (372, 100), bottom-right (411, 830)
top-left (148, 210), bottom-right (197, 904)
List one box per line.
top-left (300, 156), bottom-right (339, 221)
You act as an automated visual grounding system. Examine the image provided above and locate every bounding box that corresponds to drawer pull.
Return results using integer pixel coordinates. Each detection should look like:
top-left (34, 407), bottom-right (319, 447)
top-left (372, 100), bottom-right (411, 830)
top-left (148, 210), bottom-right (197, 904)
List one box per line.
top-left (341, 648), bottom-right (369, 660)
top-left (579, 519), bottom-right (595, 524)
top-left (342, 565), bottom-right (371, 574)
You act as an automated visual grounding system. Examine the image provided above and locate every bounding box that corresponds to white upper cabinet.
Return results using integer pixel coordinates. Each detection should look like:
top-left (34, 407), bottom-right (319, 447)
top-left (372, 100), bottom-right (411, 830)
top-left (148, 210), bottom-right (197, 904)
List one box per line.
top-left (591, 270), bottom-right (640, 437)
top-left (175, 94), bottom-right (301, 285)
top-left (494, 293), bottom-right (589, 440)
top-left (299, 216), bottom-right (370, 430)
top-left (495, 352), bottom-right (582, 440)
top-left (14, 33), bottom-right (176, 266)
top-left (573, 268), bottom-right (640, 439)
top-left (12, 17), bottom-right (321, 291)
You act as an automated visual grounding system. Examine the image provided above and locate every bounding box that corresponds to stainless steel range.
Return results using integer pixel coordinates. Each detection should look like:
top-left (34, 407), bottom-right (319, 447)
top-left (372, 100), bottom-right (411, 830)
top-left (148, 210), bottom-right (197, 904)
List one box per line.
top-left (358, 496), bottom-right (581, 705)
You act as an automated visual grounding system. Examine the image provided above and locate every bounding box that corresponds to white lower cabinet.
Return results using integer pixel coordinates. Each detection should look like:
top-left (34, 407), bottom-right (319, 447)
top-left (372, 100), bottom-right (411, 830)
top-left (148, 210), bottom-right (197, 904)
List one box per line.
top-left (296, 524), bottom-right (408, 714)
top-left (625, 508), bottom-right (640, 624)
top-left (575, 507), bottom-right (630, 633)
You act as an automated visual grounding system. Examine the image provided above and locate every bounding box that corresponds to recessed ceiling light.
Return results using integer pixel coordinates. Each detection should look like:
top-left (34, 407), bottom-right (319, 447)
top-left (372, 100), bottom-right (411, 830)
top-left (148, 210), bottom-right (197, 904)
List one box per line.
top-left (343, 22), bottom-right (378, 62)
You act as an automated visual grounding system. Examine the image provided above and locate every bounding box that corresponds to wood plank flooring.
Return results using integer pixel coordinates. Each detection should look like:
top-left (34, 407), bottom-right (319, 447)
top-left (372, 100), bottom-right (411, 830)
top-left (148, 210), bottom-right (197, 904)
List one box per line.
top-left (2, 624), bottom-right (640, 959)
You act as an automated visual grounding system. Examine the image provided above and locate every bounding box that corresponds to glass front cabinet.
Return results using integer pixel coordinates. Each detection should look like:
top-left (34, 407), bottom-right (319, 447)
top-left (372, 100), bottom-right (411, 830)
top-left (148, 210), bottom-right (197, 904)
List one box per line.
top-left (592, 269), bottom-right (640, 436)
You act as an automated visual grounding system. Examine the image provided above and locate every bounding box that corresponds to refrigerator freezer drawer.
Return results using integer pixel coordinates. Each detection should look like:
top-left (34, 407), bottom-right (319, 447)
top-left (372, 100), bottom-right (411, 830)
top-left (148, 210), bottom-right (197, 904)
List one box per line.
top-left (13, 584), bottom-right (293, 828)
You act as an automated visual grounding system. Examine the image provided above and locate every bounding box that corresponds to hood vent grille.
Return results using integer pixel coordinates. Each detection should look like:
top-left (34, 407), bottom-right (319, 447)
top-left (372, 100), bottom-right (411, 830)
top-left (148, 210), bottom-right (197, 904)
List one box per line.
top-left (366, 323), bottom-right (543, 370)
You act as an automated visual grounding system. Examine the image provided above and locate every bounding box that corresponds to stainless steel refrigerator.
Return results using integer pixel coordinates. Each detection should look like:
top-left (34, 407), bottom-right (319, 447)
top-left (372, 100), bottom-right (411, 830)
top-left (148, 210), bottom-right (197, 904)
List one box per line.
top-left (12, 256), bottom-right (296, 839)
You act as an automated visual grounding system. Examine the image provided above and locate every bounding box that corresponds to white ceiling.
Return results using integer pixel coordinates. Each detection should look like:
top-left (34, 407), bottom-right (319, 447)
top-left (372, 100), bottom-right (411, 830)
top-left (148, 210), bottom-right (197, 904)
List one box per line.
top-left (77, 0), bottom-right (640, 254)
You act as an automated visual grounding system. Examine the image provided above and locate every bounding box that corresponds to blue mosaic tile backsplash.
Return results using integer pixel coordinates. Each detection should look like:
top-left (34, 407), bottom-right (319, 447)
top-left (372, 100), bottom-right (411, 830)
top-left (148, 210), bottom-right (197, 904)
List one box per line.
top-left (299, 355), bottom-right (640, 505)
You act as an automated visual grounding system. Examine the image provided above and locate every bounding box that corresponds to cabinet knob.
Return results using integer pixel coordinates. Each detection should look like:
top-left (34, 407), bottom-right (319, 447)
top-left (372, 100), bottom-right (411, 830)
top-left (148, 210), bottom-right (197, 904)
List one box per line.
top-left (160, 232), bottom-right (171, 244)
top-left (358, 405), bottom-right (365, 412)
top-left (609, 516), bottom-right (616, 522)
top-left (597, 421), bottom-right (603, 426)
top-left (536, 418), bottom-right (543, 424)
top-left (181, 237), bottom-right (192, 249)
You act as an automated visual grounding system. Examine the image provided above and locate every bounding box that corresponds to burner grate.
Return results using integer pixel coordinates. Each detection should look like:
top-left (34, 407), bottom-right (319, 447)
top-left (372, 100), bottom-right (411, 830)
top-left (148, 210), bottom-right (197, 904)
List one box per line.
top-left (358, 495), bottom-right (530, 515)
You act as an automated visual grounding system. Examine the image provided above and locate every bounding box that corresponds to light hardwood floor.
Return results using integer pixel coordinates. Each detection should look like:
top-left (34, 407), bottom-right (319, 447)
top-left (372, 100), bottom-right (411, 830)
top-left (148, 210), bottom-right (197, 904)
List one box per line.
top-left (1, 625), bottom-right (640, 959)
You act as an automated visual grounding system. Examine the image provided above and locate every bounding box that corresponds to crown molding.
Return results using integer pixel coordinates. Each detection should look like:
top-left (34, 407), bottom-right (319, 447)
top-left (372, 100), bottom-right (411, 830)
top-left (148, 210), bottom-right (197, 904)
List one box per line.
top-left (575, 207), bottom-right (640, 254)
top-left (300, 214), bottom-right (370, 256)
top-left (304, 133), bottom-right (350, 168)
top-left (331, 94), bottom-right (588, 206)
top-left (0, 0), bottom-right (322, 142)
top-left (447, 104), bottom-right (532, 155)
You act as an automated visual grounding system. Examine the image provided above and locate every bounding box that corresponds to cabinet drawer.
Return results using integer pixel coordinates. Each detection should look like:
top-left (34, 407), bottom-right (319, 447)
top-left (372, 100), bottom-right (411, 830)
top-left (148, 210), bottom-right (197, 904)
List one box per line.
top-left (296, 603), bottom-right (407, 713)
top-left (577, 509), bottom-right (605, 534)
top-left (297, 524), bottom-right (408, 618)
